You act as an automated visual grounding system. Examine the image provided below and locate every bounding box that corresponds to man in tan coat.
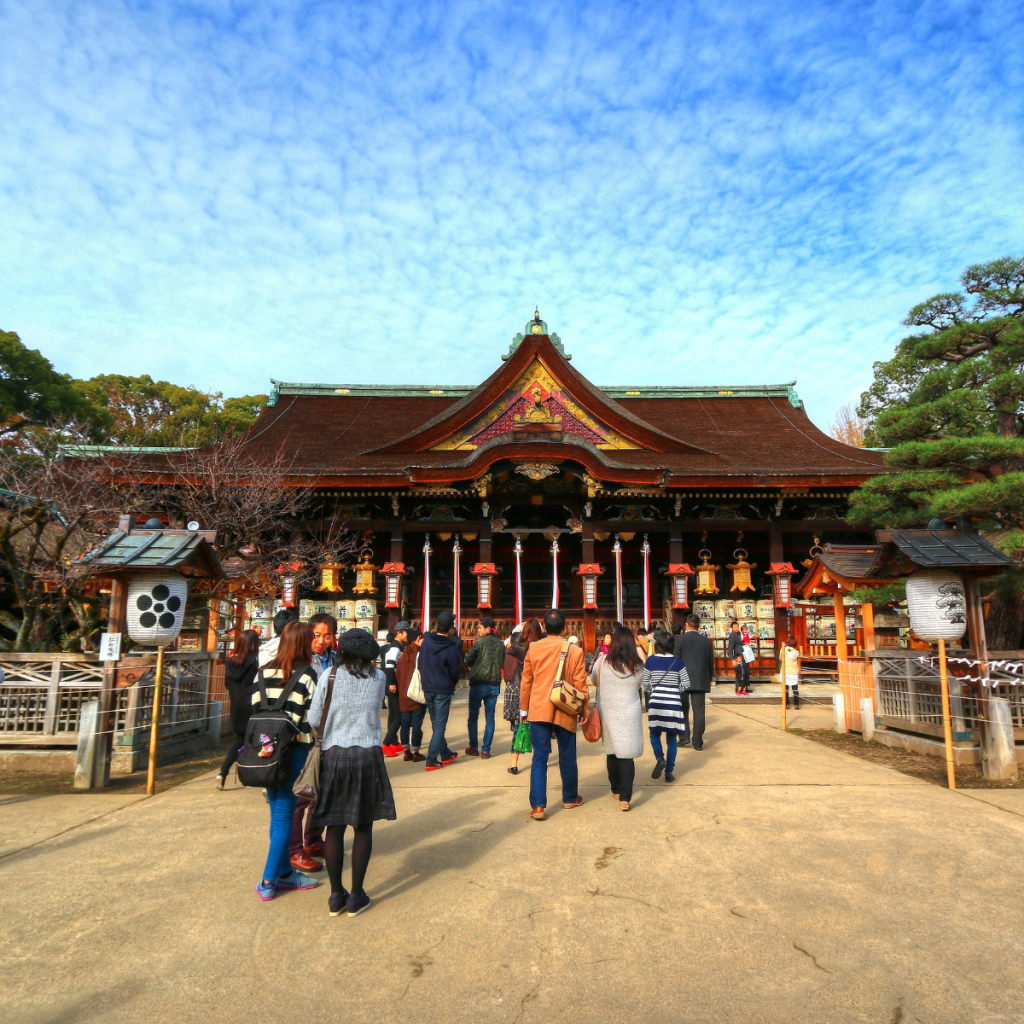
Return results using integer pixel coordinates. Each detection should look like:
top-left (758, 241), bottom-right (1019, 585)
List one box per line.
top-left (519, 609), bottom-right (589, 820)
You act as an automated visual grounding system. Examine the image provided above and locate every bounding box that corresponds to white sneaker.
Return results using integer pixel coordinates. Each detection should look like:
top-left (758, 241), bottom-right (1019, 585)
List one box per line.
top-left (214, 775), bottom-right (224, 790)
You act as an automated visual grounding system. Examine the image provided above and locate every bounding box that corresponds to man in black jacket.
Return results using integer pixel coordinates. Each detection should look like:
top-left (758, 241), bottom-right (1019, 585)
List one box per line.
top-left (418, 611), bottom-right (464, 770)
top-left (380, 622), bottom-right (410, 756)
top-left (675, 613), bottom-right (715, 751)
top-left (463, 615), bottom-right (505, 758)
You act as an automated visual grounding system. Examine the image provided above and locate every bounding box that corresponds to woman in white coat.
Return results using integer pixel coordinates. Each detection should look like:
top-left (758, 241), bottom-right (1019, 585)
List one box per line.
top-left (591, 626), bottom-right (645, 810)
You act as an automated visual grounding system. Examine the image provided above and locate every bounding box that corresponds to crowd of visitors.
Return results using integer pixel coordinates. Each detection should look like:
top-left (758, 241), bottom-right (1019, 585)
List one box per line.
top-left (219, 606), bottom-right (721, 916)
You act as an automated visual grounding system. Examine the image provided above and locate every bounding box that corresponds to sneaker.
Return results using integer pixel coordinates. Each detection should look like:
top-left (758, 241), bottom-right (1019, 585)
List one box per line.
top-left (441, 752), bottom-right (459, 766)
top-left (276, 871), bottom-right (320, 891)
top-left (425, 762), bottom-right (443, 771)
top-left (562, 796), bottom-right (584, 809)
top-left (665, 772), bottom-right (675, 783)
top-left (214, 775), bottom-right (225, 790)
top-left (480, 752), bottom-right (491, 759)
top-left (411, 752), bottom-right (426, 762)
top-left (346, 891), bottom-right (372, 917)
top-left (383, 744), bottom-right (402, 757)
top-left (530, 807), bottom-right (546, 821)
top-left (255, 879), bottom-right (276, 902)
top-left (291, 851), bottom-right (322, 872)
top-left (328, 890), bottom-right (350, 917)
top-left (651, 758), bottom-right (666, 780)
top-left (465, 747), bottom-right (480, 756)
top-left (261, 788), bottom-right (269, 804)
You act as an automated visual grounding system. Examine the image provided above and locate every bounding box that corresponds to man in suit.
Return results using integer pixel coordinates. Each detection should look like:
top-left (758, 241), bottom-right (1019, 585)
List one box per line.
top-left (675, 613), bottom-right (715, 750)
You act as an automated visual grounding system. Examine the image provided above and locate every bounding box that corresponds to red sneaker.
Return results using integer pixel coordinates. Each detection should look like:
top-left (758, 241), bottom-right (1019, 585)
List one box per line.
top-left (441, 752), bottom-right (459, 766)
top-left (382, 744), bottom-right (402, 757)
top-left (424, 763), bottom-right (443, 771)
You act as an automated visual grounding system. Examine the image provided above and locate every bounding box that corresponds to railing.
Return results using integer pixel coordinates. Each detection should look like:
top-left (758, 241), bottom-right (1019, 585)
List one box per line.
top-left (0, 652), bottom-right (215, 741)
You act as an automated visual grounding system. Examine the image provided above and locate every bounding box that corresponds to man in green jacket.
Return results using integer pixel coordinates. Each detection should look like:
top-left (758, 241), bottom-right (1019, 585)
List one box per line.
top-left (464, 616), bottom-right (505, 758)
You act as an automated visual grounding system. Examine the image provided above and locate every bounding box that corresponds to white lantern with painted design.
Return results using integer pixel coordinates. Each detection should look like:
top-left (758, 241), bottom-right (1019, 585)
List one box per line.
top-left (905, 569), bottom-right (967, 642)
top-left (127, 572), bottom-right (188, 645)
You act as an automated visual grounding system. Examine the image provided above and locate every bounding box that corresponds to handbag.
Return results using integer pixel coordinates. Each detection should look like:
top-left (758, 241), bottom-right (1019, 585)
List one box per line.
top-left (293, 667), bottom-right (337, 801)
top-left (406, 653), bottom-right (426, 705)
top-left (512, 720), bottom-right (533, 753)
top-left (549, 641), bottom-right (587, 717)
top-left (580, 706), bottom-right (602, 743)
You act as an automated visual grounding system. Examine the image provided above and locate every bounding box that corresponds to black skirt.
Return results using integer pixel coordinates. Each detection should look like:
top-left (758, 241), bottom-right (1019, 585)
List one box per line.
top-left (310, 745), bottom-right (397, 828)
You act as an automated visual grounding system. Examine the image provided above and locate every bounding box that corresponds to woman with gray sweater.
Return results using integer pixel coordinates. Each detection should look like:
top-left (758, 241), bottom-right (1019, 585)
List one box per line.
top-left (307, 628), bottom-right (396, 918)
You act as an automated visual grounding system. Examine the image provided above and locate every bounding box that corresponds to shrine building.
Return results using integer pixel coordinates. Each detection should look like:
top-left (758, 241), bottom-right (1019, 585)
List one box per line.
top-left (223, 312), bottom-right (887, 677)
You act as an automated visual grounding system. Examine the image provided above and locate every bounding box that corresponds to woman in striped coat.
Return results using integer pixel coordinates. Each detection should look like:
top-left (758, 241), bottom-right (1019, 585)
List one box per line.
top-left (642, 629), bottom-right (690, 783)
top-left (252, 620), bottom-right (321, 902)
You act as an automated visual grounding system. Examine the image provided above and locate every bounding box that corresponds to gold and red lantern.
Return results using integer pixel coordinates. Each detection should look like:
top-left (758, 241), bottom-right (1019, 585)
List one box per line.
top-left (380, 562), bottom-right (408, 609)
top-left (275, 561), bottom-right (303, 607)
top-left (765, 562), bottom-right (798, 608)
top-left (575, 563), bottom-right (605, 609)
top-left (470, 563), bottom-right (500, 608)
top-left (664, 563), bottom-right (695, 609)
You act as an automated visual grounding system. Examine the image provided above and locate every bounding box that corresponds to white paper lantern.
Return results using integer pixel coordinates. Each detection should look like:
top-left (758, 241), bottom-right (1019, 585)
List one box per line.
top-left (905, 570), bottom-right (967, 642)
top-left (127, 572), bottom-right (188, 645)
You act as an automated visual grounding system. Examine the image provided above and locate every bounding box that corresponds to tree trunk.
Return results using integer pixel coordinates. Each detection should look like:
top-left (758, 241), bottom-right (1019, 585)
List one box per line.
top-left (984, 586), bottom-right (1024, 651)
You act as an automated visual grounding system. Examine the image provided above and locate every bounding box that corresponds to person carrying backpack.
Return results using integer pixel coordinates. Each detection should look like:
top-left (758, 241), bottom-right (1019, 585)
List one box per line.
top-left (245, 620), bottom-right (321, 902)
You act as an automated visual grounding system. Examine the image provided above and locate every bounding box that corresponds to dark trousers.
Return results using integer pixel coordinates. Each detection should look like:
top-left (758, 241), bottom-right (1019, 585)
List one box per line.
top-left (786, 684), bottom-right (801, 708)
top-left (425, 692), bottom-right (455, 765)
top-left (383, 688), bottom-right (402, 746)
top-left (219, 731), bottom-right (245, 778)
top-left (606, 755), bottom-right (636, 803)
top-left (467, 682), bottom-right (500, 753)
top-left (290, 794), bottom-right (323, 856)
top-left (682, 691), bottom-right (707, 750)
top-left (734, 659), bottom-right (750, 690)
top-left (401, 706), bottom-right (426, 749)
top-left (528, 722), bottom-right (579, 809)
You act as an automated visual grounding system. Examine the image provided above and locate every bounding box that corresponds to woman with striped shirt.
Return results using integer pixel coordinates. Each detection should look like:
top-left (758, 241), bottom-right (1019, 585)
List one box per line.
top-left (643, 629), bottom-right (690, 783)
top-left (253, 620), bottom-right (321, 902)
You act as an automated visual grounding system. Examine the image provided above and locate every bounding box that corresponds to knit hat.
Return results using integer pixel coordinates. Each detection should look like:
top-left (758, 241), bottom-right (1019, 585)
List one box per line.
top-left (336, 627), bottom-right (381, 662)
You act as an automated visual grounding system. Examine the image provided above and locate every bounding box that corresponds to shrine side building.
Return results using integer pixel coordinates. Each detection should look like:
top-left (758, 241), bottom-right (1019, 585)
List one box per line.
top-left (233, 313), bottom-right (887, 676)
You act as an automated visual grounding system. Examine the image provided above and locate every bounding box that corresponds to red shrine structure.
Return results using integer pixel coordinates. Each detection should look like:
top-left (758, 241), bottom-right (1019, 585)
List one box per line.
top-left (219, 311), bottom-right (886, 676)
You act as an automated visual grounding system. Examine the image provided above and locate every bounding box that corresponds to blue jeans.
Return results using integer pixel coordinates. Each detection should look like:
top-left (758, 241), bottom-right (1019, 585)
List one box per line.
top-left (424, 692), bottom-right (455, 765)
top-left (467, 683), bottom-right (500, 753)
top-left (263, 745), bottom-right (309, 882)
top-left (528, 722), bottom-right (578, 809)
top-left (401, 706), bottom-right (426, 749)
top-left (649, 729), bottom-right (678, 773)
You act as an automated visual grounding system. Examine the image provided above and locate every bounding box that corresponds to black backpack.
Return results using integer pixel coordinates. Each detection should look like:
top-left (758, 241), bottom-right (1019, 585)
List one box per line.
top-left (235, 667), bottom-right (306, 789)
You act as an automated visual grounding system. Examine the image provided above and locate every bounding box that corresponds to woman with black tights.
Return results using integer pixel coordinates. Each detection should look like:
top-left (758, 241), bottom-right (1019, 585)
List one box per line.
top-left (215, 629), bottom-right (260, 789)
top-left (307, 627), bottom-right (396, 918)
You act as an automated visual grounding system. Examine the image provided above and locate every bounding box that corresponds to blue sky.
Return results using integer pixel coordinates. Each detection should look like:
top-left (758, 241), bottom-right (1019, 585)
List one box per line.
top-left (1, 0), bottom-right (1022, 432)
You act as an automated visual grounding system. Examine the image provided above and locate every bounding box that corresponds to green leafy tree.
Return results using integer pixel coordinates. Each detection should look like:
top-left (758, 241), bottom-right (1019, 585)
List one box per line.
top-left (0, 331), bottom-right (106, 438)
top-left (75, 375), bottom-right (265, 446)
top-left (849, 256), bottom-right (1024, 648)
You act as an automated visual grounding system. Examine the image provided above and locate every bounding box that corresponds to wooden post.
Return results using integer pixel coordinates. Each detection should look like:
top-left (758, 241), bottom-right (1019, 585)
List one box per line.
top-left (833, 591), bottom-right (848, 663)
top-left (146, 645), bottom-right (166, 796)
top-left (962, 573), bottom-right (991, 755)
top-left (936, 638), bottom-right (957, 790)
top-left (780, 644), bottom-right (787, 731)
top-left (93, 575), bottom-right (128, 788)
top-left (205, 598), bottom-right (220, 654)
top-left (43, 658), bottom-right (62, 736)
top-left (861, 600), bottom-right (876, 652)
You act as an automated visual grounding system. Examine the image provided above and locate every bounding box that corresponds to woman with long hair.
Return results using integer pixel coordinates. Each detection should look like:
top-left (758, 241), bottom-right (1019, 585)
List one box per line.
top-left (308, 628), bottom-right (396, 918)
top-left (504, 618), bottom-right (544, 776)
top-left (215, 629), bottom-right (261, 789)
top-left (395, 629), bottom-right (426, 761)
top-left (253, 620), bottom-right (321, 902)
top-left (591, 625), bottom-right (645, 811)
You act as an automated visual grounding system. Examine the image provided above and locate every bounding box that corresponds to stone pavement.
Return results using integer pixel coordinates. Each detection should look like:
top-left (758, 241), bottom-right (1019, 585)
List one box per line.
top-left (3, 704), bottom-right (1024, 1024)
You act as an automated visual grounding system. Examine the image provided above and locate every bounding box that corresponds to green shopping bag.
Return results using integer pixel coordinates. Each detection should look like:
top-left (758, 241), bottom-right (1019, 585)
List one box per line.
top-left (512, 720), bottom-right (533, 754)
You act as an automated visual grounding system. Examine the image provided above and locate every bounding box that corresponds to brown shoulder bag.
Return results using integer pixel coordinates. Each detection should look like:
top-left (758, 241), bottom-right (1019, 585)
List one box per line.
top-left (548, 641), bottom-right (587, 718)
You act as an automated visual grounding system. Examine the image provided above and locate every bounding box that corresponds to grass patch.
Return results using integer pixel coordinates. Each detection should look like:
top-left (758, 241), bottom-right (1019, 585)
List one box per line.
top-left (789, 729), bottom-right (1022, 789)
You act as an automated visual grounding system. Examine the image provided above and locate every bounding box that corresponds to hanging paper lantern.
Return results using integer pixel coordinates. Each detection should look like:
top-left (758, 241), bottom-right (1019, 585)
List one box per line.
top-left (127, 572), bottom-right (188, 645)
top-left (905, 570), bottom-right (967, 642)
top-left (381, 562), bottom-right (408, 609)
top-left (353, 557), bottom-right (378, 594)
top-left (664, 564), bottom-right (694, 609)
top-left (727, 549), bottom-right (758, 593)
top-left (694, 549), bottom-right (720, 595)
top-left (765, 563), bottom-right (797, 608)
top-left (318, 562), bottom-right (343, 593)
top-left (575, 563), bottom-right (605, 609)
top-left (470, 563), bottom-right (499, 608)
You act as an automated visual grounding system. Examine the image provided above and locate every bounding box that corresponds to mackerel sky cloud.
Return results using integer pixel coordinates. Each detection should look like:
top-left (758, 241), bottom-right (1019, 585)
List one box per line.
top-left (1, 0), bottom-right (1022, 430)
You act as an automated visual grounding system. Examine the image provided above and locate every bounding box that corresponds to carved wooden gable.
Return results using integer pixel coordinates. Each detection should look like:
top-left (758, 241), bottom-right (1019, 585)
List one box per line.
top-left (430, 359), bottom-right (644, 451)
